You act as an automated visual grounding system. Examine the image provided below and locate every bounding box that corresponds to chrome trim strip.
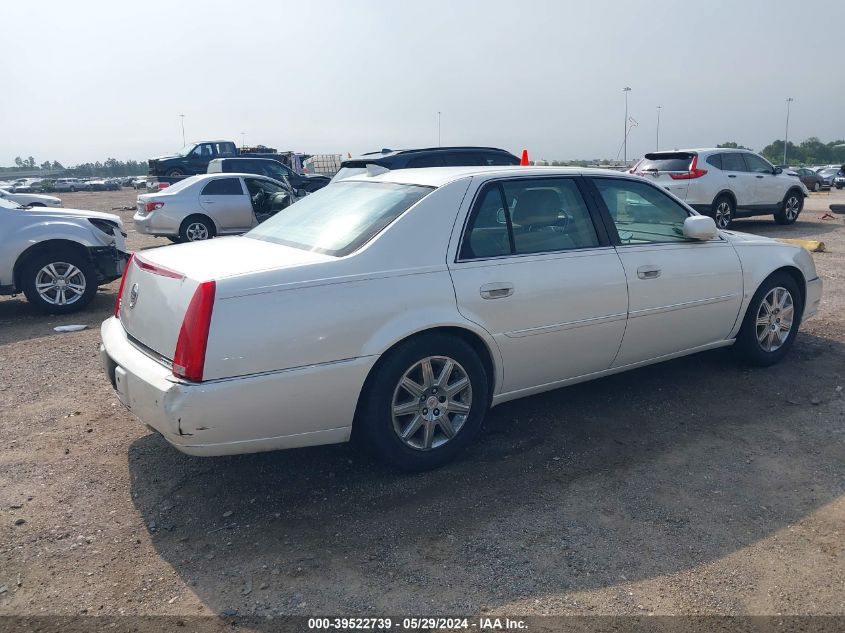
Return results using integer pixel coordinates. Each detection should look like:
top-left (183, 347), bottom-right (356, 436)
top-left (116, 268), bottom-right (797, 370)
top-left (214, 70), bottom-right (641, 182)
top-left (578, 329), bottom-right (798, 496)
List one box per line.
top-left (628, 293), bottom-right (740, 319)
top-left (504, 312), bottom-right (628, 338)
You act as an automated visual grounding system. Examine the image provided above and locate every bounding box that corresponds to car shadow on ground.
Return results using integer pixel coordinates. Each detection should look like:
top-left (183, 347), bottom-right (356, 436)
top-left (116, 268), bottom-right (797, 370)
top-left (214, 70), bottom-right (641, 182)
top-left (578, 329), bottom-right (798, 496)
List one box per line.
top-left (126, 332), bottom-right (845, 616)
top-left (731, 217), bottom-right (842, 240)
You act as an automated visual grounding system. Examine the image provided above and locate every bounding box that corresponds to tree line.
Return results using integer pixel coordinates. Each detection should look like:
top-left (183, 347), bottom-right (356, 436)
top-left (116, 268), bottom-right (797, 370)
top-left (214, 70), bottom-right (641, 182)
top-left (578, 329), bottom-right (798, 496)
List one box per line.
top-left (0, 157), bottom-right (147, 177)
top-left (718, 138), bottom-right (845, 166)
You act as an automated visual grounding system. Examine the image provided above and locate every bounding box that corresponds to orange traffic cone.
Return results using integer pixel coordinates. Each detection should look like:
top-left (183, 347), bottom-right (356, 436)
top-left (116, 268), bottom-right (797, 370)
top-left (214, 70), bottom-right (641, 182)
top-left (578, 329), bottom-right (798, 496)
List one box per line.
top-left (520, 149), bottom-right (529, 166)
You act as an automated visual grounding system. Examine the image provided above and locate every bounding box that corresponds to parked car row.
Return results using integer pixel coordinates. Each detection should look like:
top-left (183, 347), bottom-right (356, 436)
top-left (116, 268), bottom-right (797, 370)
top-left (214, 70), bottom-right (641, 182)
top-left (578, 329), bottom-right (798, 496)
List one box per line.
top-left (0, 176), bottom-right (145, 193)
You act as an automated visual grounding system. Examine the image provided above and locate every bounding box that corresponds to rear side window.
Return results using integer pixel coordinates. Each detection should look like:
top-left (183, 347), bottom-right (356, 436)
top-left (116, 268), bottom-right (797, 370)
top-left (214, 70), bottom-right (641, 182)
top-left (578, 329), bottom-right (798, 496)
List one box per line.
top-left (637, 152), bottom-right (694, 172)
top-left (721, 153), bottom-right (747, 172)
top-left (481, 153), bottom-right (520, 166)
top-left (443, 153), bottom-right (484, 166)
top-left (706, 154), bottom-right (722, 170)
top-left (201, 177), bottom-right (244, 195)
top-left (460, 178), bottom-right (599, 259)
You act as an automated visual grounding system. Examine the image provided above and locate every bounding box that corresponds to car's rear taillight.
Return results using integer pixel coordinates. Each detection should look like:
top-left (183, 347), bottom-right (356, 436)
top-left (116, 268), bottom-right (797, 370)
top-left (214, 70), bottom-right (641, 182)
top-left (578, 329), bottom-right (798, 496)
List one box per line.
top-left (172, 281), bottom-right (216, 382)
top-left (114, 253), bottom-right (135, 318)
top-left (144, 201), bottom-right (164, 213)
top-left (670, 155), bottom-right (708, 180)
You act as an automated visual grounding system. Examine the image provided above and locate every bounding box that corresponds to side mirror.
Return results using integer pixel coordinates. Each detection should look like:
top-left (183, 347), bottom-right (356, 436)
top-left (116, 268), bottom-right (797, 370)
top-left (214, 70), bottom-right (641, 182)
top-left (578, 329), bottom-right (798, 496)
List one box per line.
top-left (683, 215), bottom-right (719, 240)
top-left (773, 167), bottom-right (783, 175)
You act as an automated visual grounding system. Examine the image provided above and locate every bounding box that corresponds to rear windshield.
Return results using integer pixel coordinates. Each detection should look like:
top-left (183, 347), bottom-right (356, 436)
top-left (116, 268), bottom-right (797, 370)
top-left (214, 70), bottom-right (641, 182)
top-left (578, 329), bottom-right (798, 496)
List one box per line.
top-left (331, 166), bottom-right (369, 182)
top-left (159, 175), bottom-right (201, 194)
top-left (246, 180), bottom-right (433, 257)
top-left (637, 152), bottom-right (695, 172)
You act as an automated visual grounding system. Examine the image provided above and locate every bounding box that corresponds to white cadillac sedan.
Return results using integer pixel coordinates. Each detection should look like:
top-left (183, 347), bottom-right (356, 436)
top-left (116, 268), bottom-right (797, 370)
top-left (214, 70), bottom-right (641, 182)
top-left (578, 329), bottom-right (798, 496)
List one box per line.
top-left (100, 166), bottom-right (822, 470)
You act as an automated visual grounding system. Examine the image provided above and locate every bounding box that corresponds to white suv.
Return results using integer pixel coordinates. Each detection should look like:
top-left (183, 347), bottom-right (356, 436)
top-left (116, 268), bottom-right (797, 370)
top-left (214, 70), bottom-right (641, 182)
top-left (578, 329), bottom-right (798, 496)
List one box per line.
top-left (631, 148), bottom-right (808, 229)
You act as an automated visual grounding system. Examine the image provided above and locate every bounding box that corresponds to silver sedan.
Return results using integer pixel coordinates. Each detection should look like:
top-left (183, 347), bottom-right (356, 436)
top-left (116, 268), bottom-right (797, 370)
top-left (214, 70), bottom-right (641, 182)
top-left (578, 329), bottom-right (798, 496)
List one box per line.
top-left (134, 173), bottom-right (294, 242)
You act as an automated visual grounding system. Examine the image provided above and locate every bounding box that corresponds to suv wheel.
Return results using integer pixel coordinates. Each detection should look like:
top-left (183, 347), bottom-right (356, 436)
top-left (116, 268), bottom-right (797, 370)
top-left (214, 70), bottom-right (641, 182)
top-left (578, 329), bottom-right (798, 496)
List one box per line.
top-left (774, 191), bottom-right (803, 225)
top-left (357, 334), bottom-right (490, 471)
top-left (21, 250), bottom-right (97, 314)
top-left (711, 195), bottom-right (734, 229)
top-left (812, 181), bottom-right (821, 192)
top-left (166, 168), bottom-right (185, 178)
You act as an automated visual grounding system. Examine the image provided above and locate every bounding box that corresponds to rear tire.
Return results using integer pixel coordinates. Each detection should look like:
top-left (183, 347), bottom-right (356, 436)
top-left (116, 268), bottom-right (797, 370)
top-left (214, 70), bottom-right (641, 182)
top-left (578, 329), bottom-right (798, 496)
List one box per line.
top-left (734, 272), bottom-right (802, 367)
top-left (774, 191), bottom-right (803, 225)
top-left (178, 216), bottom-right (215, 242)
top-left (21, 249), bottom-right (97, 314)
top-left (166, 169), bottom-right (185, 178)
top-left (711, 195), bottom-right (734, 229)
top-left (357, 334), bottom-right (490, 471)
top-left (813, 181), bottom-right (820, 192)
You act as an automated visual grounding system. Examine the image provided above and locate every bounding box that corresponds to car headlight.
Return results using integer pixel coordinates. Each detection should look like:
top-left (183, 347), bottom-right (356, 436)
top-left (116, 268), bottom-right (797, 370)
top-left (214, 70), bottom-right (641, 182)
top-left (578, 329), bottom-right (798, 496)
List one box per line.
top-left (88, 218), bottom-right (121, 237)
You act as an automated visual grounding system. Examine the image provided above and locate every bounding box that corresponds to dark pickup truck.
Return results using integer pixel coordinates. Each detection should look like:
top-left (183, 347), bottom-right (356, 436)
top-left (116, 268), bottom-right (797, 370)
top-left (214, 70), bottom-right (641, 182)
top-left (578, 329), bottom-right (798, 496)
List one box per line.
top-left (148, 141), bottom-right (304, 180)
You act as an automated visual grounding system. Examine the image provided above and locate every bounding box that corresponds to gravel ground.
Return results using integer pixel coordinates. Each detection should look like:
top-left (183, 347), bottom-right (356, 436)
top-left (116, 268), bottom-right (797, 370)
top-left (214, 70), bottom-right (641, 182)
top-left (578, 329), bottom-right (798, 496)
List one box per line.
top-left (1, 188), bottom-right (843, 617)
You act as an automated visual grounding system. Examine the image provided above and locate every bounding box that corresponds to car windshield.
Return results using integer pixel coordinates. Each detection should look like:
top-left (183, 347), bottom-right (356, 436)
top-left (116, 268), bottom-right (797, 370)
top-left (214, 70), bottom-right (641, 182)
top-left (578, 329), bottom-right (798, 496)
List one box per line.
top-left (175, 144), bottom-right (197, 157)
top-left (819, 168), bottom-right (839, 176)
top-left (247, 180), bottom-right (432, 257)
top-left (0, 198), bottom-right (23, 209)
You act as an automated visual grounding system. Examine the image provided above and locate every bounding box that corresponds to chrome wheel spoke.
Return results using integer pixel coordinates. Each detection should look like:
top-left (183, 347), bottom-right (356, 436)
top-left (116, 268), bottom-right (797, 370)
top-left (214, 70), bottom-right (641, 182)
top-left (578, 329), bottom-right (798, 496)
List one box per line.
top-left (755, 286), bottom-right (794, 353)
top-left (391, 355), bottom-right (473, 451)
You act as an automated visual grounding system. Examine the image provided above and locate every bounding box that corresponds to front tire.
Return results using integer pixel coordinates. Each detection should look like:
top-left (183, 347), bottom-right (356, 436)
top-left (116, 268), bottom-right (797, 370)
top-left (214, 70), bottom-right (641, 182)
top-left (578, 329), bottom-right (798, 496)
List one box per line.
top-left (734, 272), bottom-right (802, 366)
top-left (178, 216), bottom-right (215, 242)
top-left (711, 195), bottom-right (735, 229)
top-left (357, 334), bottom-right (490, 471)
top-left (813, 181), bottom-right (821, 192)
top-left (21, 250), bottom-right (97, 314)
top-left (774, 191), bottom-right (803, 225)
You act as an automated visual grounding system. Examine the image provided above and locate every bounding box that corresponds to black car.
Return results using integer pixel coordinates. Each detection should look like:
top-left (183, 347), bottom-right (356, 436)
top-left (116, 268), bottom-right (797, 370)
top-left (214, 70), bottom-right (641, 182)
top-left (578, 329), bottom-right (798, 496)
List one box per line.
top-left (333, 146), bottom-right (520, 181)
top-left (206, 158), bottom-right (330, 195)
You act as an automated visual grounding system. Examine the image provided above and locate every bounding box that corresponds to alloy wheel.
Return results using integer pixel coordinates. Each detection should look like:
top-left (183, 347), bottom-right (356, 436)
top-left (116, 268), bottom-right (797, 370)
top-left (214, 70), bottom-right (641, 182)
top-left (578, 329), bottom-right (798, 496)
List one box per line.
top-left (715, 201), bottom-right (732, 229)
top-left (755, 286), bottom-right (795, 352)
top-left (785, 196), bottom-right (800, 221)
top-left (35, 262), bottom-right (86, 306)
top-left (391, 355), bottom-right (473, 451)
top-left (185, 222), bottom-right (210, 241)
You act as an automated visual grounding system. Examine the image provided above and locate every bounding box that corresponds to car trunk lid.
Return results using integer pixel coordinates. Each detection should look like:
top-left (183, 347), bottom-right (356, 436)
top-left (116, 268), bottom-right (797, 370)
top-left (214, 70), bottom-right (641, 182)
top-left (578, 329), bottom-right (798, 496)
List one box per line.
top-left (116, 237), bottom-right (333, 366)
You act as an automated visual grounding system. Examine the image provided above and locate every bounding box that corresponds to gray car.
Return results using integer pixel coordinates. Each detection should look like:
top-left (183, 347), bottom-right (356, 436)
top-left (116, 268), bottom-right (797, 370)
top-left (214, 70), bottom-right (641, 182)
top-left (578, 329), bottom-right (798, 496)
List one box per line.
top-left (134, 173), bottom-right (294, 242)
top-left (0, 198), bottom-right (128, 313)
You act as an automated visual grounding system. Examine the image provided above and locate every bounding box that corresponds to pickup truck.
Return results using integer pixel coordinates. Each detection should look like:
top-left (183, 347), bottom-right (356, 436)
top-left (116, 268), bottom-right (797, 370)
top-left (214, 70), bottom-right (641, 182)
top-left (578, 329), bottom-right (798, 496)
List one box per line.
top-left (148, 141), bottom-right (306, 180)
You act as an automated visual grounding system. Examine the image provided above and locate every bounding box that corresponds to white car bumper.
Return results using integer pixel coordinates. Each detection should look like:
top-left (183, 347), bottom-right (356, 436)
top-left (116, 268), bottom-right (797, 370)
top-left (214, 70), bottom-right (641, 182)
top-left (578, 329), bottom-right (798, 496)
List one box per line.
top-left (99, 317), bottom-right (374, 456)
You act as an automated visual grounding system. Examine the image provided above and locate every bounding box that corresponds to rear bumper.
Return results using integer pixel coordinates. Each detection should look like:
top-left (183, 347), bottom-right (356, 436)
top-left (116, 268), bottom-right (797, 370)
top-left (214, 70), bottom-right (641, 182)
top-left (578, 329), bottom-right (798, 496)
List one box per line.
top-left (804, 277), bottom-right (823, 321)
top-left (99, 317), bottom-right (372, 456)
top-left (133, 212), bottom-right (177, 237)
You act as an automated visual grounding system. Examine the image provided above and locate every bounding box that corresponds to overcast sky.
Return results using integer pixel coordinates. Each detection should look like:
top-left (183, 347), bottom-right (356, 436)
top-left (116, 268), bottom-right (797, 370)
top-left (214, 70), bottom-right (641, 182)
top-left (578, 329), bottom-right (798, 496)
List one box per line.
top-left (2, 0), bottom-right (843, 166)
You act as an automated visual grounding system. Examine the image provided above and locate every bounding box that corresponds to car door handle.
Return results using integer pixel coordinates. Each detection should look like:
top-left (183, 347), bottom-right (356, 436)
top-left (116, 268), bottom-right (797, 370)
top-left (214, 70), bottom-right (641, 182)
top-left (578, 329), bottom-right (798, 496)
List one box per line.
top-left (756, 175), bottom-right (764, 179)
top-left (480, 282), bottom-right (514, 299)
top-left (637, 265), bottom-right (661, 280)
top-left (200, 199), bottom-right (216, 204)
top-left (728, 174), bottom-right (737, 178)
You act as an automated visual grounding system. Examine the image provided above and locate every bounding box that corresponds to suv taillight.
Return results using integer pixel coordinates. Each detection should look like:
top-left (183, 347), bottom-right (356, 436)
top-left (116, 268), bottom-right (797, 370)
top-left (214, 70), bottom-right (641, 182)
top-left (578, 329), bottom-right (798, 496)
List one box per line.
top-left (114, 253), bottom-right (135, 318)
top-left (144, 201), bottom-right (164, 213)
top-left (172, 281), bottom-right (216, 382)
top-left (670, 155), bottom-right (708, 180)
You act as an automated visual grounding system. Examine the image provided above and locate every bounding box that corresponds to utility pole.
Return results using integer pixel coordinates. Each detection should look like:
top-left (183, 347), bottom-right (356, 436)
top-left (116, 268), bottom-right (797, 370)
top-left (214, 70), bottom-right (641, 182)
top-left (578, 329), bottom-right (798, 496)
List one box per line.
top-left (437, 111), bottom-right (441, 147)
top-left (240, 132), bottom-right (246, 149)
top-left (179, 114), bottom-right (186, 146)
top-left (784, 97), bottom-right (793, 166)
top-left (622, 87), bottom-right (632, 163)
top-left (656, 105), bottom-right (662, 151)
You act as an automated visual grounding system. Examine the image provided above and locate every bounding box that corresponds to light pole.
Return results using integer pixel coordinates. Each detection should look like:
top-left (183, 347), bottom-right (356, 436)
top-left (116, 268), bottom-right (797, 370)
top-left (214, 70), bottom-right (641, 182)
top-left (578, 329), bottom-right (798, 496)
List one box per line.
top-left (178, 114), bottom-right (186, 146)
top-left (622, 87), bottom-right (632, 163)
top-left (240, 132), bottom-right (246, 149)
top-left (437, 111), bottom-right (441, 147)
top-left (656, 105), bottom-right (662, 151)
top-left (784, 97), bottom-right (793, 166)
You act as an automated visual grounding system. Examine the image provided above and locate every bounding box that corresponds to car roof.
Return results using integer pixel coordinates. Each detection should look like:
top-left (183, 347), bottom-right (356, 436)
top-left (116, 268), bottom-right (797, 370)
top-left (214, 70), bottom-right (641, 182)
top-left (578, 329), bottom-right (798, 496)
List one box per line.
top-left (648, 148), bottom-right (752, 155)
top-left (344, 146), bottom-right (516, 163)
top-left (344, 165), bottom-right (637, 188)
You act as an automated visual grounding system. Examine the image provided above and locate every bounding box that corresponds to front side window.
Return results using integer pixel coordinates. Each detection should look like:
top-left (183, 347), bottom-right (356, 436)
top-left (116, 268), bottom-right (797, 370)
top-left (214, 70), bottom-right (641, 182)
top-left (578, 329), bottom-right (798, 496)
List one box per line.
top-left (593, 178), bottom-right (690, 244)
top-left (460, 178), bottom-right (599, 259)
top-left (744, 153), bottom-right (774, 174)
top-left (247, 181), bottom-right (432, 257)
top-left (200, 177), bottom-right (244, 196)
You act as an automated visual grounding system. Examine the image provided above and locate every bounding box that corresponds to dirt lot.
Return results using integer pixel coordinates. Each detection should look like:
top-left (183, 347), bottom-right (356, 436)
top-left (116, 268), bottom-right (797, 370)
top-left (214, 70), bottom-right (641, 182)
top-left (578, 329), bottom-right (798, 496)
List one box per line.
top-left (1, 188), bottom-right (844, 618)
